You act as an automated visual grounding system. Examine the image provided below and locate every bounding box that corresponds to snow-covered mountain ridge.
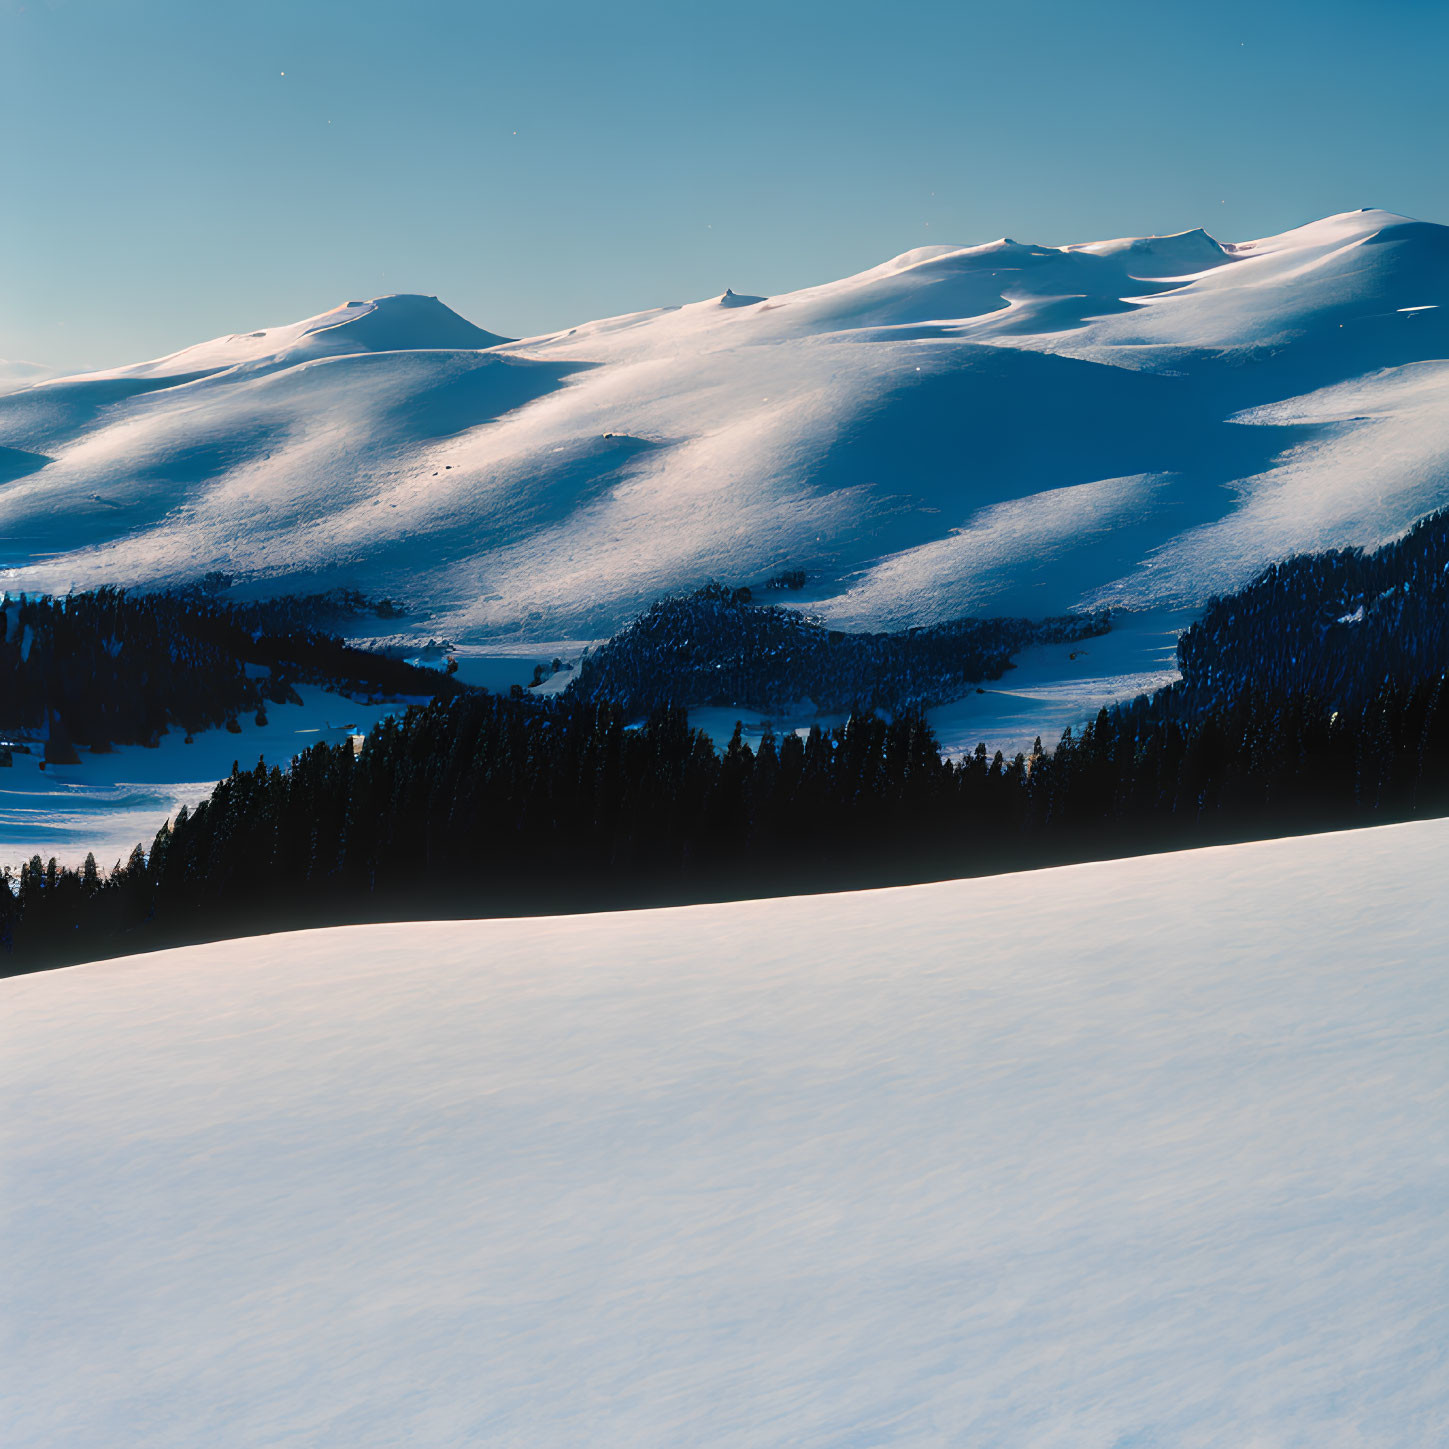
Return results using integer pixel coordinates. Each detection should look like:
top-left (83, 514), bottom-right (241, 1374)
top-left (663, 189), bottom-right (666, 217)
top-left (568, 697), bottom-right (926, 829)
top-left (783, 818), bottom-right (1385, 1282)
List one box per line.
top-left (4, 209), bottom-right (1448, 641)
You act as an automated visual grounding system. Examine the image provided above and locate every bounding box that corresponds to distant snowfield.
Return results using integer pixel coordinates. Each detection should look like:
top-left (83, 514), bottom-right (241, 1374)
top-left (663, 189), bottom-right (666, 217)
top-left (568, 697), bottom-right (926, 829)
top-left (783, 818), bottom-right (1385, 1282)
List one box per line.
top-left (0, 685), bottom-right (410, 871)
top-left (5, 819), bottom-right (1447, 1447)
top-left (3, 210), bottom-right (1449, 649)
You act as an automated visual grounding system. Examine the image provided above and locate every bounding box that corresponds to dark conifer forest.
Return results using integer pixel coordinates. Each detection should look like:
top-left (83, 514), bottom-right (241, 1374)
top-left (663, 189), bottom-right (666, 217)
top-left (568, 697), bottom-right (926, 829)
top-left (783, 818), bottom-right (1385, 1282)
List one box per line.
top-left (568, 583), bottom-right (1110, 714)
top-left (1174, 507), bottom-right (1449, 710)
top-left (0, 587), bottom-right (459, 756)
top-left (5, 509), bottom-right (1449, 973)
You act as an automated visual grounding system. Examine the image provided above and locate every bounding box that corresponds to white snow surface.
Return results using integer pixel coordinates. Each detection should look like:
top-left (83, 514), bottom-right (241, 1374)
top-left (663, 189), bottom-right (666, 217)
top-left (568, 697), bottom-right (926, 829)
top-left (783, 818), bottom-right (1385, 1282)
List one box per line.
top-left (4, 818), bottom-right (1448, 1447)
top-left (4, 210), bottom-right (1449, 640)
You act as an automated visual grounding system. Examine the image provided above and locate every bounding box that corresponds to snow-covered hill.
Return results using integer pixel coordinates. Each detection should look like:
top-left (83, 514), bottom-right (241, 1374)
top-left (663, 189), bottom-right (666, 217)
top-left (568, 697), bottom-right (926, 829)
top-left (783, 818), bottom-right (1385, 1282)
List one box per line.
top-left (4, 819), bottom-right (1448, 1446)
top-left (3, 210), bottom-right (1449, 641)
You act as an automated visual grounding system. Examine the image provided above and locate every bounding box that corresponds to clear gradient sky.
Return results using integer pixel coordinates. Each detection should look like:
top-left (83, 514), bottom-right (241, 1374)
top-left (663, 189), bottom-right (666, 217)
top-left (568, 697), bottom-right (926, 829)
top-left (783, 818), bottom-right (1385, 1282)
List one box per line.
top-left (5, 0), bottom-right (1448, 371)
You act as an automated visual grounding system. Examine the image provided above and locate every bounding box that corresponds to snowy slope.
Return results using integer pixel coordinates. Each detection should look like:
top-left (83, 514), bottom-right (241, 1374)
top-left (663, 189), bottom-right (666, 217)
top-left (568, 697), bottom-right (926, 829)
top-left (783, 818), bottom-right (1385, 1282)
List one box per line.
top-left (3, 210), bottom-right (1449, 640)
top-left (5, 819), bottom-right (1449, 1447)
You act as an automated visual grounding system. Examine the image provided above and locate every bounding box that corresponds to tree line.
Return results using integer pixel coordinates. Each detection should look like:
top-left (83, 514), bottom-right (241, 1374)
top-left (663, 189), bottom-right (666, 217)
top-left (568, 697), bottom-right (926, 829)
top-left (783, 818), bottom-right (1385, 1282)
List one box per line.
top-left (5, 668), bottom-right (1447, 972)
top-left (7, 511), bottom-right (1449, 973)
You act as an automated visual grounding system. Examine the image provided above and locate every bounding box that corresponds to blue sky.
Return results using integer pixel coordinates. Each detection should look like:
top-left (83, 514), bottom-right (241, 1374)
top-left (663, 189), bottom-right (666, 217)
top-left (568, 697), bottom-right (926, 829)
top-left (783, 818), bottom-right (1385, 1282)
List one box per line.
top-left (5, 0), bottom-right (1448, 370)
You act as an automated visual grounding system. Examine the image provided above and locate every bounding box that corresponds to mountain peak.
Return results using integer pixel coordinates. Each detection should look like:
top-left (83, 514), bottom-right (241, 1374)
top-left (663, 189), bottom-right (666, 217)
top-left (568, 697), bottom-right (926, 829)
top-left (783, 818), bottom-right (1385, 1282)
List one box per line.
top-left (717, 288), bottom-right (765, 309)
top-left (300, 294), bottom-right (512, 355)
top-left (54, 294), bottom-right (512, 385)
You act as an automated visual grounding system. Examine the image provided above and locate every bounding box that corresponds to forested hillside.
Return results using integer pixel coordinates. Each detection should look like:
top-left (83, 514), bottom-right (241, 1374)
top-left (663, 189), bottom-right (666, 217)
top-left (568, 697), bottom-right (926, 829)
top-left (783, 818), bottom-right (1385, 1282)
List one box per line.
top-left (1175, 507), bottom-right (1449, 710)
top-left (6, 669), bottom-right (1448, 970)
top-left (7, 510), bottom-right (1449, 972)
top-left (0, 588), bottom-right (460, 758)
top-left (567, 584), bottom-right (1109, 715)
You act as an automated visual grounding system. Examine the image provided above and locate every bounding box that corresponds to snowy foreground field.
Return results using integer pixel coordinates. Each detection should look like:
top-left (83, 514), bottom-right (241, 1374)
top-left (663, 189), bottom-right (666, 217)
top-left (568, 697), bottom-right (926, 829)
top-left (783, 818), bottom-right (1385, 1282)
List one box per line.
top-left (4, 821), bottom-right (1448, 1446)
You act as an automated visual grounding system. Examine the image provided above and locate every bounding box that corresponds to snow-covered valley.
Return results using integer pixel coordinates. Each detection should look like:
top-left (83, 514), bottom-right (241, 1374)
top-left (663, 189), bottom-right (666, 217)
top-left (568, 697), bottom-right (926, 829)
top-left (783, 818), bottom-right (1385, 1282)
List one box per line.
top-left (4, 818), bottom-right (1446, 1447)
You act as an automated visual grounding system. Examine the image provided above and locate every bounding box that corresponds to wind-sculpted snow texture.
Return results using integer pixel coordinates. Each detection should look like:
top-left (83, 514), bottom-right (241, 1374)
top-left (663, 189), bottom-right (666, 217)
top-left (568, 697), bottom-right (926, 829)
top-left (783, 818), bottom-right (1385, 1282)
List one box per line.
top-left (4, 819), bottom-right (1448, 1446)
top-left (2, 211), bottom-right (1449, 640)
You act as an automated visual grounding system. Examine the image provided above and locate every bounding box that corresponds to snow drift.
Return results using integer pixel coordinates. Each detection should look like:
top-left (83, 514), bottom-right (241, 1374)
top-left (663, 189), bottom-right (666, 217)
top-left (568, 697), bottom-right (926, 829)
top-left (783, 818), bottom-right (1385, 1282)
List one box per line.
top-left (4, 818), bottom-right (1448, 1446)
top-left (3, 210), bottom-right (1449, 640)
